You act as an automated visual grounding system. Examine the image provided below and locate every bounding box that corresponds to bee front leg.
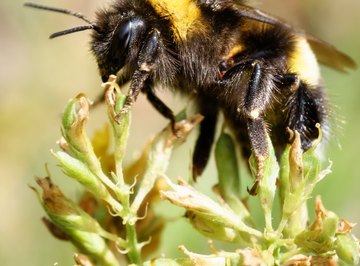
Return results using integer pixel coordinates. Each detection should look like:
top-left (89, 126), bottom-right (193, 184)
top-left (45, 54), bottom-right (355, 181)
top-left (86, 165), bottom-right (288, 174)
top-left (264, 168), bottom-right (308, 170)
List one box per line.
top-left (120, 30), bottom-right (160, 116)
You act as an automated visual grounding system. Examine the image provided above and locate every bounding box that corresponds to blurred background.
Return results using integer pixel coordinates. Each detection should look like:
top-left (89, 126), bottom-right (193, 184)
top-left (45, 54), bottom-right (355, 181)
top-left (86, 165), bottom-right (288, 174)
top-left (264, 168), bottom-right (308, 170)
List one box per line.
top-left (0, 0), bottom-right (359, 264)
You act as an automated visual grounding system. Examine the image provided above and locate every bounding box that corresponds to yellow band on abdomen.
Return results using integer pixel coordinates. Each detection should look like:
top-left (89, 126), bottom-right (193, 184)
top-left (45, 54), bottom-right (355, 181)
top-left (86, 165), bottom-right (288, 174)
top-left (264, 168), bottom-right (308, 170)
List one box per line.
top-left (288, 37), bottom-right (321, 86)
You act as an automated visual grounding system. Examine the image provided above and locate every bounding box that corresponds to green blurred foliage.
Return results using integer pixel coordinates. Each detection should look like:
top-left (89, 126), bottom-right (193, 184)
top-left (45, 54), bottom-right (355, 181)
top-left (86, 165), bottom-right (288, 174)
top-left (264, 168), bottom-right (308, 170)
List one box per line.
top-left (0, 0), bottom-right (359, 265)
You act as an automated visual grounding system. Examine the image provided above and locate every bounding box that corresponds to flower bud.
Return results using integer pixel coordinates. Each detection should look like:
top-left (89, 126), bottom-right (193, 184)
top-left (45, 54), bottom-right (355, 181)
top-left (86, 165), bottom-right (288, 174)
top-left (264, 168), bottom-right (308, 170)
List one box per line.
top-left (249, 134), bottom-right (279, 232)
top-left (185, 211), bottom-right (250, 244)
top-left (104, 75), bottom-right (130, 167)
top-left (294, 197), bottom-right (339, 254)
top-left (53, 151), bottom-right (110, 201)
top-left (279, 128), bottom-right (330, 237)
top-left (62, 95), bottom-right (92, 156)
top-left (161, 178), bottom-right (261, 241)
top-left (335, 234), bottom-right (359, 265)
top-left (32, 177), bottom-right (120, 266)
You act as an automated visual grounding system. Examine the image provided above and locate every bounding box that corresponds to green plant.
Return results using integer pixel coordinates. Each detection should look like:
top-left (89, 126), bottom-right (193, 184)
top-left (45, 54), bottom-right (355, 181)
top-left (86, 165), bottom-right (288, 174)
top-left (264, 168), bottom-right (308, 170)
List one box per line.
top-left (32, 76), bottom-right (359, 265)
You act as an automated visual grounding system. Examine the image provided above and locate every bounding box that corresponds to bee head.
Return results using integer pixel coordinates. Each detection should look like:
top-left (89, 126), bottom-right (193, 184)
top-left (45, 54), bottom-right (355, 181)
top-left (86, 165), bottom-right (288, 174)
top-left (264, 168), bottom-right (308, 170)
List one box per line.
top-left (24, 2), bottom-right (147, 82)
top-left (91, 8), bottom-right (147, 82)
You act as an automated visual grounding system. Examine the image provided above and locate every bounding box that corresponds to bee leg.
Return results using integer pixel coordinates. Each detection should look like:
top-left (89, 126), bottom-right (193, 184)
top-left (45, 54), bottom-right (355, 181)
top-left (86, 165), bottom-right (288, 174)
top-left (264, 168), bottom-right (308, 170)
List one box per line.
top-left (286, 81), bottom-right (324, 150)
top-left (145, 86), bottom-right (177, 134)
top-left (275, 74), bottom-right (324, 150)
top-left (242, 62), bottom-right (270, 157)
top-left (246, 117), bottom-right (269, 195)
top-left (192, 98), bottom-right (219, 180)
top-left (116, 70), bottom-right (150, 119)
top-left (275, 73), bottom-right (300, 90)
top-left (237, 61), bottom-right (271, 194)
top-left (120, 30), bottom-right (160, 116)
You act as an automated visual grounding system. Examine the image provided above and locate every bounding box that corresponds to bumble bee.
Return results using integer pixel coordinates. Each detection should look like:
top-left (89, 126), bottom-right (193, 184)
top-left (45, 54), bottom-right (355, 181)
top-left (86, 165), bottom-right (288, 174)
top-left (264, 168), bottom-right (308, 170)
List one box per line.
top-left (25, 0), bottom-right (356, 182)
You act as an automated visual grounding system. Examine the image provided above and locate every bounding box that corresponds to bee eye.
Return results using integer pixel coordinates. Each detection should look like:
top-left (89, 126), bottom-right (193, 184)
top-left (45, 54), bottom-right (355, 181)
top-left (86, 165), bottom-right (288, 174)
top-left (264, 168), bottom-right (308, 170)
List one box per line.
top-left (111, 18), bottom-right (145, 63)
top-left (117, 20), bottom-right (132, 51)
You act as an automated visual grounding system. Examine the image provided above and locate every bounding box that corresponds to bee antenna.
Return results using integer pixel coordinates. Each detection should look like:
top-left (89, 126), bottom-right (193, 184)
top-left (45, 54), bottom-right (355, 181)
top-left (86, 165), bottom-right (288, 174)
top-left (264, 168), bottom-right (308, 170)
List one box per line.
top-left (49, 25), bottom-right (95, 39)
top-left (24, 2), bottom-right (98, 29)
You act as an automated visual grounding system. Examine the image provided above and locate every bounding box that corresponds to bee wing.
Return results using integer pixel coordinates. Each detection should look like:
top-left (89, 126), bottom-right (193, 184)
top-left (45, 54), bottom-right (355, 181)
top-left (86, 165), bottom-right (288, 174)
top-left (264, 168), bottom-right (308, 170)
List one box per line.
top-left (231, 3), bottom-right (357, 72)
top-left (231, 3), bottom-right (285, 25)
top-left (305, 35), bottom-right (357, 73)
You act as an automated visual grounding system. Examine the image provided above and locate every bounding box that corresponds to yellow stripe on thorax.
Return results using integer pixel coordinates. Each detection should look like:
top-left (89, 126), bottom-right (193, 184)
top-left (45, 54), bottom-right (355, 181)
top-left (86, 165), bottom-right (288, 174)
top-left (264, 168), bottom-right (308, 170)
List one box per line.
top-left (288, 36), bottom-right (321, 85)
top-left (147, 0), bottom-right (202, 40)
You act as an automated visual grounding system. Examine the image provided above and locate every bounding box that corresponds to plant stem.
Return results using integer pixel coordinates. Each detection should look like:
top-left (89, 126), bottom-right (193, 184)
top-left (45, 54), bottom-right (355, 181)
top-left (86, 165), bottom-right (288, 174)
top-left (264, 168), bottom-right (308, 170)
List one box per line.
top-left (125, 221), bottom-right (142, 265)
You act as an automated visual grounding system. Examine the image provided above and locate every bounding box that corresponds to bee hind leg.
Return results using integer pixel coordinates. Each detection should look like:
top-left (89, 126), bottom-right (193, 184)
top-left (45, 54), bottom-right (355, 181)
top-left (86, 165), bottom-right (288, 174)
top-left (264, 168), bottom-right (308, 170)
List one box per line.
top-left (246, 117), bottom-right (270, 195)
top-left (241, 62), bottom-right (271, 192)
top-left (286, 80), bottom-right (325, 150)
top-left (225, 61), bottom-right (274, 194)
